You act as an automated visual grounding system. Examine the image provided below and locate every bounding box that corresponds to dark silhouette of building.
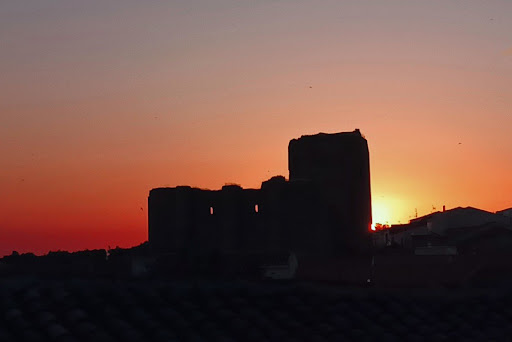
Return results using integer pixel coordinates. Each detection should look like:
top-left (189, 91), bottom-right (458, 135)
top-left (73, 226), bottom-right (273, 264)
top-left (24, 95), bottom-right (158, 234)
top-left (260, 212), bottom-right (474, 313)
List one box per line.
top-left (372, 206), bottom-right (512, 253)
top-left (148, 129), bottom-right (372, 258)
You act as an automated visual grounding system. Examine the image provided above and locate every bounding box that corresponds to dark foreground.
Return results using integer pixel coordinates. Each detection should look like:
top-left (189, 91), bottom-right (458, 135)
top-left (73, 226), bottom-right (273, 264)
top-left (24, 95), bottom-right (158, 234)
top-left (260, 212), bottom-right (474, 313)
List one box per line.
top-left (1, 278), bottom-right (511, 342)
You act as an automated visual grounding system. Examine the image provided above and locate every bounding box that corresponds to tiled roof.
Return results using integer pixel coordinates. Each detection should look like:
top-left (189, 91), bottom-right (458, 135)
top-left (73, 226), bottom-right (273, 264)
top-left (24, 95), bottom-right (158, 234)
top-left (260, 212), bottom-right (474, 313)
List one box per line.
top-left (2, 280), bottom-right (512, 341)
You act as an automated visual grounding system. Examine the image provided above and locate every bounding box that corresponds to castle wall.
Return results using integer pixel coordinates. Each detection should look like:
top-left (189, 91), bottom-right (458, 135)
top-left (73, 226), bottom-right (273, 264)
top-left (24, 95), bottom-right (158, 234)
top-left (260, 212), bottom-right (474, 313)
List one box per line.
top-left (148, 185), bottom-right (263, 255)
top-left (148, 129), bottom-right (372, 257)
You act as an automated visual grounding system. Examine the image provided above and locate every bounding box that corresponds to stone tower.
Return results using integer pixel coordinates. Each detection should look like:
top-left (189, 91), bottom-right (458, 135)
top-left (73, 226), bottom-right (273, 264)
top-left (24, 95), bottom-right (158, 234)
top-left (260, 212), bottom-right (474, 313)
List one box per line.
top-left (288, 129), bottom-right (372, 253)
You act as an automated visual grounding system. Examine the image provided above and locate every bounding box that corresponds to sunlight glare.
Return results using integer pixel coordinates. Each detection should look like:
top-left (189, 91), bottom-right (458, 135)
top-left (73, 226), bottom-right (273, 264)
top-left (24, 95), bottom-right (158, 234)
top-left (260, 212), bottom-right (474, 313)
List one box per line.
top-left (372, 198), bottom-right (392, 226)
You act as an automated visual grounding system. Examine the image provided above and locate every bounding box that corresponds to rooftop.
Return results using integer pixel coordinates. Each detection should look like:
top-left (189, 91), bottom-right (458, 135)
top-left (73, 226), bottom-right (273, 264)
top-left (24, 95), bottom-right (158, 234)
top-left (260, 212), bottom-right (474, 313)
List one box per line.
top-left (1, 279), bottom-right (512, 341)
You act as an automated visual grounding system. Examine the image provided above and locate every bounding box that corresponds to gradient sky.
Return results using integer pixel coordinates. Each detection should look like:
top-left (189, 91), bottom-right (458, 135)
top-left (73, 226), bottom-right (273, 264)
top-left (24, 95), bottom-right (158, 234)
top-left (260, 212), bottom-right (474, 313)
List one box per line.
top-left (1, 0), bottom-right (512, 256)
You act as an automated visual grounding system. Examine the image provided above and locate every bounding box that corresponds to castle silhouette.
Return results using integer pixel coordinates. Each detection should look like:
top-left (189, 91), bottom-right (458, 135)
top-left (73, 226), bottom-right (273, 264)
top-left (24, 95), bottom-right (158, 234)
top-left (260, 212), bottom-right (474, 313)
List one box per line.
top-left (148, 129), bottom-right (372, 258)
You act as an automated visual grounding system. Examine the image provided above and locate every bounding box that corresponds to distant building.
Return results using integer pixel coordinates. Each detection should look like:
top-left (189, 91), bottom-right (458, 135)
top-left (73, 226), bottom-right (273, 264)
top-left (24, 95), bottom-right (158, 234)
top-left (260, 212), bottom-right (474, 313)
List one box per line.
top-left (497, 208), bottom-right (512, 219)
top-left (148, 129), bottom-right (372, 258)
top-left (260, 252), bottom-right (298, 280)
top-left (373, 206), bottom-right (512, 255)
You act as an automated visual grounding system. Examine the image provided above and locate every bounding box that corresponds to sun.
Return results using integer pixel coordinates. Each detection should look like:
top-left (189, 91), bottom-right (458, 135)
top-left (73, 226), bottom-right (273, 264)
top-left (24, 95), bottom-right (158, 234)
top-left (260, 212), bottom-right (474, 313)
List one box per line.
top-left (372, 197), bottom-right (392, 230)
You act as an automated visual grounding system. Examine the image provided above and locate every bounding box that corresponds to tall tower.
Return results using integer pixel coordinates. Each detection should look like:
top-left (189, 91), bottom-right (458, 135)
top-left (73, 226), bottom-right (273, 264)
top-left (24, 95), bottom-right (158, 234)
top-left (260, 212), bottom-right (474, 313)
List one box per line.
top-left (288, 129), bottom-right (372, 252)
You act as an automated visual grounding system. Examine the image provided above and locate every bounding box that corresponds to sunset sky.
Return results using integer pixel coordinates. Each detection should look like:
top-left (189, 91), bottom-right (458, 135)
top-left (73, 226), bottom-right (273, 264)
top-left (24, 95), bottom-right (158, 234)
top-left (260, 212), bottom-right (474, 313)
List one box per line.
top-left (1, 0), bottom-right (512, 256)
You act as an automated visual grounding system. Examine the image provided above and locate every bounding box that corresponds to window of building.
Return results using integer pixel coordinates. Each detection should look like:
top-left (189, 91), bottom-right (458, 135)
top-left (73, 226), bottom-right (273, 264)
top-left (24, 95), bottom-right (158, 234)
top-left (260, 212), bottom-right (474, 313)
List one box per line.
top-left (255, 204), bottom-right (259, 213)
top-left (210, 206), bottom-right (214, 215)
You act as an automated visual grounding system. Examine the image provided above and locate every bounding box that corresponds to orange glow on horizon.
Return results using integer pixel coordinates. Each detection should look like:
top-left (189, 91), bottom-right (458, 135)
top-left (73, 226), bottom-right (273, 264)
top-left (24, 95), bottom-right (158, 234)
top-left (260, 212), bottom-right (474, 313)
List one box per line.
top-left (1, 1), bottom-right (512, 256)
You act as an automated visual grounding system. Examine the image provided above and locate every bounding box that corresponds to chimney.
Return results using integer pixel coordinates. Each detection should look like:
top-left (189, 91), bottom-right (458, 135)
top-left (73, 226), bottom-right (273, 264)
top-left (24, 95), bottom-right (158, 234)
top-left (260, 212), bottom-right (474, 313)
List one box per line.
top-left (443, 205), bottom-right (446, 212)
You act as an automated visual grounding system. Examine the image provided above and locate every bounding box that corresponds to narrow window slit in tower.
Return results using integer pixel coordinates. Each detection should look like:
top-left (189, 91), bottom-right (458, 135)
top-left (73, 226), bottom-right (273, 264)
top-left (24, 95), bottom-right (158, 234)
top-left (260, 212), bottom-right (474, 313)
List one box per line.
top-left (255, 204), bottom-right (259, 213)
top-left (210, 206), bottom-right (214, 215)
